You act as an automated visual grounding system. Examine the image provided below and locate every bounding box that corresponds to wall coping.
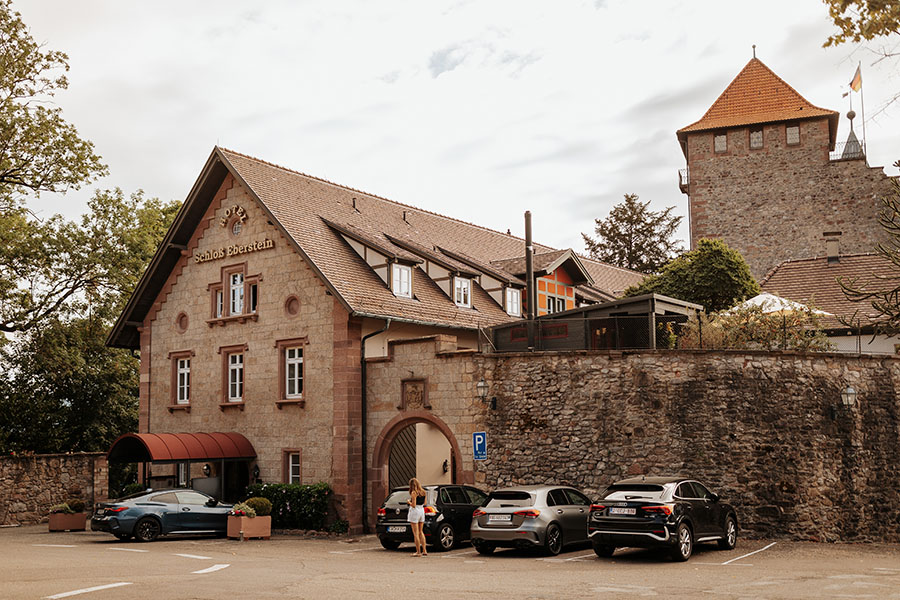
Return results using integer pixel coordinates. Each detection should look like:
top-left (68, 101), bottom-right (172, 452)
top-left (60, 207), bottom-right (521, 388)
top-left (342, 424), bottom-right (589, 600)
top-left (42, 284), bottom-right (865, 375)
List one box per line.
top-left (1, 452), bottom-right (107, 460)
top-left (481, 348), bottom-right (900, 361)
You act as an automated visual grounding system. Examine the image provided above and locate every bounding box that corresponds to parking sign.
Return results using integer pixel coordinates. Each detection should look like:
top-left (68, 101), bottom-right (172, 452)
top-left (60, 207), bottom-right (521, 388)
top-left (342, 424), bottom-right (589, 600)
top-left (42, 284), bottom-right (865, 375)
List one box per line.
top-left (473, 431), bottom-right (487, 460)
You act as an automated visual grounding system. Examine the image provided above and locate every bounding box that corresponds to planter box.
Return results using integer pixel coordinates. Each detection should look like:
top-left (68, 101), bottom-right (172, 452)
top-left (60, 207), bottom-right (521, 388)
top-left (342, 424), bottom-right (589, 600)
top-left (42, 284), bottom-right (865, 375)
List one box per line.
top-left (227, 515), bottom-right (271, 540)
top-left (48, 512), bottom-right (87, 532)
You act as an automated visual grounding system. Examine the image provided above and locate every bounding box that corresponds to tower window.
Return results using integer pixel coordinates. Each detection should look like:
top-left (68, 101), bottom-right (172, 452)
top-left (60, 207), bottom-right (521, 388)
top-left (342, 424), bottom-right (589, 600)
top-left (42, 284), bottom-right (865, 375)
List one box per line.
top-left (750, 128), bottom-right (763, 149)
top-left (714, 132), bottom-right (727, 153)
top-left (786, 125), bottom-right (800, 146)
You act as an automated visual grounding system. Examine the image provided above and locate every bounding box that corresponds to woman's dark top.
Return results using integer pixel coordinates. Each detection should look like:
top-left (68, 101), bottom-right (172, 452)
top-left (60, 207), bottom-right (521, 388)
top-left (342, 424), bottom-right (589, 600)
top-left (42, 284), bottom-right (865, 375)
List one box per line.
top-left (415, 493), bottom-right (425, 506)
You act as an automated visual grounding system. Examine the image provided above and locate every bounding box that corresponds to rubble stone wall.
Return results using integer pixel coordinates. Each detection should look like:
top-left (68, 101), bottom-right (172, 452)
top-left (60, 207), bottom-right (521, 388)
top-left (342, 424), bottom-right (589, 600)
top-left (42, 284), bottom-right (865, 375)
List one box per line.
top-left (0, 453), bottom-right (107, 525)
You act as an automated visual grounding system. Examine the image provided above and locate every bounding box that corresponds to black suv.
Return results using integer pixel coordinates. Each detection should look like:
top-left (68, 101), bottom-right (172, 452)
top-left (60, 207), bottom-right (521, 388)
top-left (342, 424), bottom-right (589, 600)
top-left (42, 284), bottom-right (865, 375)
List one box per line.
top-left (376, 484), bottom-right (487, 551)
top-left (588, 476), bottom-right (738, 561)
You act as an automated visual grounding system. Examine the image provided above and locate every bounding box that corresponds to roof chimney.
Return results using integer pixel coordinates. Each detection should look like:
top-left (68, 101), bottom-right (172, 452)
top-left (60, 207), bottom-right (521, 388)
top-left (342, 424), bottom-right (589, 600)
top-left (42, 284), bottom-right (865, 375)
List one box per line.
top-left (824, 231), bottom-right (841, 264)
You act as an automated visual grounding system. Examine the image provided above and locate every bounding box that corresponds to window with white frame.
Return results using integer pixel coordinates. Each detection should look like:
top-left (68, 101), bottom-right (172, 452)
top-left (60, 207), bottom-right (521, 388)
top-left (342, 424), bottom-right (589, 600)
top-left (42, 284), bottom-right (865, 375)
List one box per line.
top-left (230, 272), bottom-right (244, 314)
top-left (228, 353), bottom-right (244, 402)
top-left (505, 288), bottom-right (521, 317)
top-left (215, 290), bottom-right (224, 317)
top-left (392, 263), bottom-right (411, 298)
top-left (176, 358), bottom-right (190, 404)
top-left (285, 347), bottom-right (303, 398)
top-left (177, 462), bottom-right (188, 487)
top-left (546, 296), bottom-right (566, 314)
top-left (454, 277), bottom-right (471, 307)
top-left (288, 452), bottom-right (301, 483)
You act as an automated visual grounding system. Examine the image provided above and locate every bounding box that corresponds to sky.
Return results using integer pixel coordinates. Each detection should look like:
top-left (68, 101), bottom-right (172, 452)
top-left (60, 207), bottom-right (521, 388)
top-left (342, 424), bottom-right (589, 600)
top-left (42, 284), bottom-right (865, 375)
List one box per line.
top-left (16, 0), bottom-right (900, 253)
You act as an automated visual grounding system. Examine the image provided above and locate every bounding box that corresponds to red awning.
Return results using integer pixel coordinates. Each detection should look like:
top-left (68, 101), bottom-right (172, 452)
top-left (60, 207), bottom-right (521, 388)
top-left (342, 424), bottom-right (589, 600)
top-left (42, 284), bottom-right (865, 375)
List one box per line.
top-left (107, 432), bottom-right (256, 463)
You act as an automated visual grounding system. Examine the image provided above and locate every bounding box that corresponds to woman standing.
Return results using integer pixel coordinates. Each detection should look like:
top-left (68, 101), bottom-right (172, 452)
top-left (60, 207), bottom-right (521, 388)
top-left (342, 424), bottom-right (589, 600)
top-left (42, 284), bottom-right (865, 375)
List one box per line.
top-left (407, 478), bottom-right (427, 556)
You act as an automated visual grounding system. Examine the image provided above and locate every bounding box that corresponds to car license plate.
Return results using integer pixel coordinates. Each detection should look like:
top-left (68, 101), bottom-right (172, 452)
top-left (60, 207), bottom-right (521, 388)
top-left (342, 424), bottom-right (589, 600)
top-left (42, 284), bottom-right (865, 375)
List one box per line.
top-left (609, 507), bottom-right (636, 515)
top-left (387, 526), bottom-right (406, 533)
top-left (488, 514), bottom-right (512, 522)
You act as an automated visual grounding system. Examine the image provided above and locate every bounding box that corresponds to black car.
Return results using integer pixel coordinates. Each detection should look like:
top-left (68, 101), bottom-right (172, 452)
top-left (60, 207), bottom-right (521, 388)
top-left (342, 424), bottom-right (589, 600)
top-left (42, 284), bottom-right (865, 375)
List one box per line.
top-left (91, 489), bottom-right (233, 542)
top-left (376, 484), bottom-right (487, 551)
top-left (587, 476), bottom-right (738, 561)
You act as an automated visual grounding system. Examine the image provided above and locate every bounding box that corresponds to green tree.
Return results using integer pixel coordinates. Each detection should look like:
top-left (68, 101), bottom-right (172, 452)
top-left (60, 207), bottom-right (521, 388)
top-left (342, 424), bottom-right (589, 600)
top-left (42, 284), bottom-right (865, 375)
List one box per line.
top-left (624, 238), bottom-right (760, 312)
top-left (839, 162), bottom-right (900, 332)
top-left (582, 194), bottom-right (682, 274)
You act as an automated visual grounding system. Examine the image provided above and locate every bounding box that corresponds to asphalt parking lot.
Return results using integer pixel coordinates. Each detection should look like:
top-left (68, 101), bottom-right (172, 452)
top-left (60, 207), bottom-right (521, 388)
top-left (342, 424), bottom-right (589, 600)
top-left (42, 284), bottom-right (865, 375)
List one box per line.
top-left (4, 525), bottom-right (900, 599)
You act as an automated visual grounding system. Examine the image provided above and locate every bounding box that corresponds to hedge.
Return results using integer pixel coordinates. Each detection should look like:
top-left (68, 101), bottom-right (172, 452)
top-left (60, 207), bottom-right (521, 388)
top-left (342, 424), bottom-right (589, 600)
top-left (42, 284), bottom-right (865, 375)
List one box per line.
top-left (244, 482), bottom-right (331, 529)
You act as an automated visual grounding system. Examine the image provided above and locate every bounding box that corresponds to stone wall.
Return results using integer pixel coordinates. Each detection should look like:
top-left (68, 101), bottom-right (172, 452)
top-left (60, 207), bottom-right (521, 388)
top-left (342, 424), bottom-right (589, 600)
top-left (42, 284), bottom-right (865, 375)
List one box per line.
top-left (366, 338), bottom-right (900, 542)
top-left (685, 118), bottom-right (894, 280)
top-left (0, 453), bottom-right (107, 525)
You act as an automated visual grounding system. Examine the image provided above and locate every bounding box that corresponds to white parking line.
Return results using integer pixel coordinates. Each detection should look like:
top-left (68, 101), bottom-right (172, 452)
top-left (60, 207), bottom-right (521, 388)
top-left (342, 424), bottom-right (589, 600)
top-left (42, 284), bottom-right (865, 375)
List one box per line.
top-left (328, 546), bottom-right (382, 554)
top-left (192, 564), bottom-right (230, 574)
top-left (874, 568), bottom-right (900, 572)
top-left (44, 582), bottom-right (132, 599)
top-left (174, 553), bottom-right (212, 560)
top-left (565, 553), bottom-right (597, 562)
top-left (721, 542), bottom-right (777, 565)
top-left (108, 548), bottom-right (149, 553)
top-left (33, 544), bottom-right (77, 548)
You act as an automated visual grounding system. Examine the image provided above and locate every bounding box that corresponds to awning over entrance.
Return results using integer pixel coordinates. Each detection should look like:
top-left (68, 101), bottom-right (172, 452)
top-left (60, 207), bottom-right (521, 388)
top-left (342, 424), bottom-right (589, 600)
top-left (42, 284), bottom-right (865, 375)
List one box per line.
top-left (107, 432), bottom-right (256, 463)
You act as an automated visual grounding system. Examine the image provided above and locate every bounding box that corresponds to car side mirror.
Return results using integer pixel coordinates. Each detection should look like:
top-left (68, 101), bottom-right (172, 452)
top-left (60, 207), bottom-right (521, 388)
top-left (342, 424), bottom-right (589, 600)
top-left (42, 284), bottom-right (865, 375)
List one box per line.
top-left (205, 499), bottom-right (218, 507)
top-left (709, 493), bottom-right (719, 503)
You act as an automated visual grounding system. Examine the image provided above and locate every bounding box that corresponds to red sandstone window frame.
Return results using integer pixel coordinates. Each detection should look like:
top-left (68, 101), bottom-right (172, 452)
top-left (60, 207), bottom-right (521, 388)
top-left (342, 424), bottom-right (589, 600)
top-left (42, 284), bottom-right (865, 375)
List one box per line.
top-left (282, 449), bottom-right (302, 483)
top-left (218, 343), bottom-right (249, 410)
top-left (207, 262), bottom-right (261, 326)
top-left (275, 337), bottom-right (308, 408)
top-left (167, 350), bottom-right (195, 413)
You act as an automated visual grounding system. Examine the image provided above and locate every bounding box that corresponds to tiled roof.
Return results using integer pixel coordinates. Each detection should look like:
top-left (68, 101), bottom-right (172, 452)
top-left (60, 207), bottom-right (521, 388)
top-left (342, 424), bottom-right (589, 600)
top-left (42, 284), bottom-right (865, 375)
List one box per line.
top-left (219, 148), bottom-right (642, 330)
top-left (677, 58), bottom-right (838, 138)
top-left (760, 253), bottom-right (893, 328)
top-left (492, 249), bottom-right (571, 276)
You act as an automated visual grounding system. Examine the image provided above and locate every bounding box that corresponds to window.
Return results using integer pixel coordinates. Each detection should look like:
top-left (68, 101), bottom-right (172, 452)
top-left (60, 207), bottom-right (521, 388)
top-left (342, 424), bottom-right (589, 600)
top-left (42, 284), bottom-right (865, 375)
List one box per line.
top-left (750, 128), bottom-right (763, 149)
top-left (564, 489), bottom-right (591, 506)
top-left (228, 353), bottom-right (244, 402)
top-left (176, 358), bottom-right (190, 404)
top-left (286, 347), bottom-right (303, 398)
top-left (177, 463), bottom-right (188, 487)
top-left (215, 290), bottom-right (224, 317)
top-left (176, 491), bottom-right (210, 505)
top-left (546, 296), bottom-right (566, 314)
top-left (392, 263), bottom-right (411, 298)
top-left (283, 450), bottom-right (301, 484)
top-left (454, 277), bottom-right (471, 307)
top-left (465, 487), bottom-right (488, 505)
top-left (786, 125), bottom-right (800, 146)
top-left (249, 283), bottom-right (258, 313)
top-left (547, 489), bottom-right (569, 506)
top-left (230, 272), bottom-right (244, 315)
top-left (714, 132), bottom-right (727, 153)
top-left (505, 288), bottom-right (521, 316)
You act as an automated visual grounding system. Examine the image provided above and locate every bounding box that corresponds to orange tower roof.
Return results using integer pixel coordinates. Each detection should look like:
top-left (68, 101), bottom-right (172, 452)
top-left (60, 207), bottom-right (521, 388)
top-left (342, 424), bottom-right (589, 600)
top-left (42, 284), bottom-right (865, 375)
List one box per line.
top-left (677, 58), bottom-right (838, 147)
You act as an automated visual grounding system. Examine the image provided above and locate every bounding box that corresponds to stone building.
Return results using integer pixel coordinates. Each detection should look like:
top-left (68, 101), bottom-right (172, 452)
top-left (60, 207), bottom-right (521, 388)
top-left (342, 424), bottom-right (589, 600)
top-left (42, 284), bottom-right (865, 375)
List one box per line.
top-left (107, 147), bottom-right (641, 531)
top-left (676, 57), bottom-right (894, 280)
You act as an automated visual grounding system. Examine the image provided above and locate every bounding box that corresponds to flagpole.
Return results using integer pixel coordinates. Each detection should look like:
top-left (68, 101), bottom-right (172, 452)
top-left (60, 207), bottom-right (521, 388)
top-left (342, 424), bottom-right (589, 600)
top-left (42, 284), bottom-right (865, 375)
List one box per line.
top-left (858, 62), bottom-right (867, 159)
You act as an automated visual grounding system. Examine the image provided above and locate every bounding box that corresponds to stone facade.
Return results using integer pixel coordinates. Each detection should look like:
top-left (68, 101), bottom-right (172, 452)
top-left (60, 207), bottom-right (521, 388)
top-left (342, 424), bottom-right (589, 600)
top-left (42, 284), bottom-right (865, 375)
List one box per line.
top-left (366, 338), bottom-right (900, 542)
top-left (0, 453), bottom-right (107, 525)
top-left (684, 118), bottom-right (893, 280)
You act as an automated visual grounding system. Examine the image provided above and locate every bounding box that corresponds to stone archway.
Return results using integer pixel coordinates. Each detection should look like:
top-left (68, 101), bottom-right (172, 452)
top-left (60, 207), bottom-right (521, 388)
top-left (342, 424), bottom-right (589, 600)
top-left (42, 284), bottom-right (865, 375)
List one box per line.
top-left (369, 411), bottom-right (471, 528)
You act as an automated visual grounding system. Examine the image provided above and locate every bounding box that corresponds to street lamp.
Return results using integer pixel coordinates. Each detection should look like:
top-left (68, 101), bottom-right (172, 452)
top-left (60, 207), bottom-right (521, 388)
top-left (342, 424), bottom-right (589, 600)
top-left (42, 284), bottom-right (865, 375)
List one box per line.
top-left (476, 378), bottom-right (488, 401)
top-left (841, 386), bottom-right (857, 408)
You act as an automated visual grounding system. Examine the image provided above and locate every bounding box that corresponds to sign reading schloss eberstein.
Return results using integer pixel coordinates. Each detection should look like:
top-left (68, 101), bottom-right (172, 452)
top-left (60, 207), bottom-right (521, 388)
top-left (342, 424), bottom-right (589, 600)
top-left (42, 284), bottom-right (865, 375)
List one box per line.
top-left (194, 238), bottom-right (275, 263)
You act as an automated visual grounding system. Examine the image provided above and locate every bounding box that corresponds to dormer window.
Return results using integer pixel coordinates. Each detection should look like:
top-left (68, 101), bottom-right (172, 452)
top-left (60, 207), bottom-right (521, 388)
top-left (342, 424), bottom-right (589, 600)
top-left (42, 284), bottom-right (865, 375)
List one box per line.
top-left (714, 132), bottom-right (727, 153)
top-left (392, 263), bottom-right (412, 298)
top-left (506, 288), bottom-right (521, 317)
top-left (454, 277), bottom-right (471, 308)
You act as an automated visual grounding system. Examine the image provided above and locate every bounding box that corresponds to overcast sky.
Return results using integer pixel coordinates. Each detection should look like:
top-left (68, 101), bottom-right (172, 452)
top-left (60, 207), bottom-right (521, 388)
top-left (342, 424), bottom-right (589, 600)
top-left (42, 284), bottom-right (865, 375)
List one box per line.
top-left (17, 0), bottom-right (900, 253)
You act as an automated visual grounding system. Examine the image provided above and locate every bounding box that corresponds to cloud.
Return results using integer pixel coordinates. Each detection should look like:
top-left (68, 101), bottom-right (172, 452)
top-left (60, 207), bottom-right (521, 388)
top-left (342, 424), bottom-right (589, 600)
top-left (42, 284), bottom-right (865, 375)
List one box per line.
top-left (429, 44), bottom-right (468, 77)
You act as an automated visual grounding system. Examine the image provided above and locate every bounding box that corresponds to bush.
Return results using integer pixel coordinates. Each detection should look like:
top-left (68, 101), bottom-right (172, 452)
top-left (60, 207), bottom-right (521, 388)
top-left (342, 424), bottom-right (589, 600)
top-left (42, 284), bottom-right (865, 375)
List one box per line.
top-left (244, 496), bottom-right (272, 517)
top-left (49, 503), bottom-right (73, 514)
top-left (328, 519), bottom-right (349, 534)
top-left (245, 482), bottom-right (332, 530)
top-left (65, 498), bottom-right (86, 512)
top-left (230, 502), bottom-right (256, 517)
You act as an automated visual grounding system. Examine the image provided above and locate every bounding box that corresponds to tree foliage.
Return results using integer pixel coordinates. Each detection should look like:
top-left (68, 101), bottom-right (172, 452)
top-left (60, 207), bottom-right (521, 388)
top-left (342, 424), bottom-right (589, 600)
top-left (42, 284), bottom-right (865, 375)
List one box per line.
top-left (582, 193), bottom-right (682, 274)
top-left (624, 238), bottom-right (760, 312)
top-left (839, 162), bottom-right (900, 333)
top-left (823, 0), bottom-right (900, 46)
top-left (0, 0), bottom-right (106, 211)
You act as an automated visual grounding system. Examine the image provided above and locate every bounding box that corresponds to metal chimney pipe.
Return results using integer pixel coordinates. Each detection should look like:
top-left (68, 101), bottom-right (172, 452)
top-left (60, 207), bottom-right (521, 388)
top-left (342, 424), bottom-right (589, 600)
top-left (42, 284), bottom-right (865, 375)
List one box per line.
top-left (525, 211), bottom-right (535, 321)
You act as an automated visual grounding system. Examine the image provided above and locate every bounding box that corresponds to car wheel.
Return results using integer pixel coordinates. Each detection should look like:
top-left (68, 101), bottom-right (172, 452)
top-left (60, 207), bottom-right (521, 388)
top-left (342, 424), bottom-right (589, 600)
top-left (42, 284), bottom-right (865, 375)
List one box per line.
top-left (133, 517), bottom-right (161, 542)
top-left (671, 523), bottom-right (693, 562)
top-left (592, 542), bottom-right (615, 558)
top-left (379, 537), bottom-right (401, 550)
top-left (113, 533), bottom-right (132, 542)
top-left (718, 515), bottom-right (737, 550)
top-left (473, 540), bottom-right (495, 555)
top-left (544, 523), bottom-right (563, 556)
top-left (435, 523), bottom-right (455, 551)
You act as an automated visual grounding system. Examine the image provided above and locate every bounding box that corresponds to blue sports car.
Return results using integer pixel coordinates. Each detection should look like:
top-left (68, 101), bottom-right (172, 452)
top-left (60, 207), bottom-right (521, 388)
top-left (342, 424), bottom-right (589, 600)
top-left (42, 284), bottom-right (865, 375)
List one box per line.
top-left (91, 489), bottom-right (233, 542)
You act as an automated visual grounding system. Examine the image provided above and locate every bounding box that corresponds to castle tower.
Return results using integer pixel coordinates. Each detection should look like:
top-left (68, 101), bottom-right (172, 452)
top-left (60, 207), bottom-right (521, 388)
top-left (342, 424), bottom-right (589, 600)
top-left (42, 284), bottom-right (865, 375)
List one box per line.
top-left (676, 57), bottom-right (892, 280)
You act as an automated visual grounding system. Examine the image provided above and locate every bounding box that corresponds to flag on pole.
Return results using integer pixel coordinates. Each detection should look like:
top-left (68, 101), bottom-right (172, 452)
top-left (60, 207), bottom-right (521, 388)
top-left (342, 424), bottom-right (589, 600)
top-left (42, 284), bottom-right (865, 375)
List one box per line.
top-left (850, 65), bottom-right (862, 92)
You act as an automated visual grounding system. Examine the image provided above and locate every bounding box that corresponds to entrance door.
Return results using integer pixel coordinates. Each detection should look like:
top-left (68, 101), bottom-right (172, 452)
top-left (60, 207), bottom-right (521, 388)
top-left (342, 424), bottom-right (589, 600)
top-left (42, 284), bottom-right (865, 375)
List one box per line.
top-left (388, 422), bottom-right (453, 488)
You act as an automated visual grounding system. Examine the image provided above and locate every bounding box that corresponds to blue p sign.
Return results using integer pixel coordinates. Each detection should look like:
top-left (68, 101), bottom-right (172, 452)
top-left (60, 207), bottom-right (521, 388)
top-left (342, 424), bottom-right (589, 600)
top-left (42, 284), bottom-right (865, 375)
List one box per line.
top-left (473, 431), bottom-right (487, 461)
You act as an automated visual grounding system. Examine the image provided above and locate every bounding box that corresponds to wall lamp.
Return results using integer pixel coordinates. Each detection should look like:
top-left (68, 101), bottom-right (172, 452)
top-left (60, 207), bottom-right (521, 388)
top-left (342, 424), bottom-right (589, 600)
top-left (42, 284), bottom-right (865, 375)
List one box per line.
top-left (841, 386), bottom-right (857, 408)
top-left (476, 378), bottom-right (497, 410)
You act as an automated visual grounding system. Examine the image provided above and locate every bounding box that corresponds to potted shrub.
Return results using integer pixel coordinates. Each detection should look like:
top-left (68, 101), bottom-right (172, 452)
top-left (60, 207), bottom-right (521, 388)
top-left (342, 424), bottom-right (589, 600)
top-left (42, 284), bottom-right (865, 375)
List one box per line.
top-left (48, 498), bottom-right (87, 532)
top-left (227, 497), bottom-right (272, 540)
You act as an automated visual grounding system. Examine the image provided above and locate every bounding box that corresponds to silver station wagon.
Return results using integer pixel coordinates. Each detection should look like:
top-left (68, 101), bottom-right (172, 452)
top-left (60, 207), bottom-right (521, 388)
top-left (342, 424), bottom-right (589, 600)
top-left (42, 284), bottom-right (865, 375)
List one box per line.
top-left (470, 484), bottom-right (592, 556)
